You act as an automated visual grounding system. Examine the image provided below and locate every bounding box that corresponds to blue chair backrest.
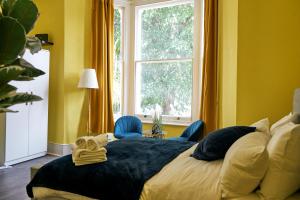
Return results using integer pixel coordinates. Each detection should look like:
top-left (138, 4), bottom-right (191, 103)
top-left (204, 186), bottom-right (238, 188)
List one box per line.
top-left (114, 116), bottom-right (143, 135)
top-left (181, 120), bottom-right (204, 142)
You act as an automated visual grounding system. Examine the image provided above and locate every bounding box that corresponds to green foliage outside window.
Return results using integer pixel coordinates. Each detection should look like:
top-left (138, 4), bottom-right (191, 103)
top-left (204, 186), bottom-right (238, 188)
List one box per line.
top-left (113, 3), bottom-right (194, 117)
top-left (113, 9), bottom-right (121, 114)
top-left (137, 3), bottom-right (194, 117)
top-left (140, 4), bottom-right (194, 60)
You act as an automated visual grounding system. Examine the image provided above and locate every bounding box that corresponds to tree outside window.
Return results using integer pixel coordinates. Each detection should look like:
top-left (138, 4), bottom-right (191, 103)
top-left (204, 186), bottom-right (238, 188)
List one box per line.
top-left (113, 8), bottom-right (123, 117)
top-left (135, 2), bottom-right (194, 118)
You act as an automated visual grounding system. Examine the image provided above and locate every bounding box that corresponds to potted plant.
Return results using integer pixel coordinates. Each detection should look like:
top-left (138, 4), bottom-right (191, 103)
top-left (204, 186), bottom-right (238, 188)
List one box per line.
top-left (0, 0), bottom-right (44, 113)
top-left (152, 106), bottom-right (163, 135)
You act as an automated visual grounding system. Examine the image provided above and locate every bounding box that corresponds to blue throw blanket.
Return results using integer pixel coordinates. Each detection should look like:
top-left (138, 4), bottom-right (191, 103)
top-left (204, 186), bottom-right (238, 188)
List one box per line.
top-left (27, 138), bottom-right (194, 200)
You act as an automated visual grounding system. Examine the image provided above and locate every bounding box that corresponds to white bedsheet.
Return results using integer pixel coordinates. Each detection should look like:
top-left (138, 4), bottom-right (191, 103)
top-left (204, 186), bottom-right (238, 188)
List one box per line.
top-left (227, 193), bottom-right (300, 200)
top-left (140, 144), bottom-right (223, 200)
top-left (33, 187), bottom-right (95, 200)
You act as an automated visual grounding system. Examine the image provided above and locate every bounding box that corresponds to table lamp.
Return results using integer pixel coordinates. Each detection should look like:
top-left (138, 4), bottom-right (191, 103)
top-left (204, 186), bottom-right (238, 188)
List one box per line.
top-left (78, 68), bottom-right (99, 134)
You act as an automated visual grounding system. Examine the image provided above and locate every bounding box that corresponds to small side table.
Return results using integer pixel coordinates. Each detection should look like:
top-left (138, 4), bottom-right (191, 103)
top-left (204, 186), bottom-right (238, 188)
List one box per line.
top-left (143, 130), bottom-right (167, 139)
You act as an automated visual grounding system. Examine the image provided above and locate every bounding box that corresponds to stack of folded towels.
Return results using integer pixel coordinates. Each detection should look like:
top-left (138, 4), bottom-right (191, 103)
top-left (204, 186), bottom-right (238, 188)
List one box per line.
top-left (72, 134), bottom-right (108, 166)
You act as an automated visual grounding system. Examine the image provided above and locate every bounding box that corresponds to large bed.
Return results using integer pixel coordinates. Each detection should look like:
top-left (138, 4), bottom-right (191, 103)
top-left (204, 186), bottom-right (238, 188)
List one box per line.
top-left (28, 132), bottom-right (300, 200)
top-left (30, 144), bottom-right (223, 200)
top-left (29, 142), bottom-right (300, 200)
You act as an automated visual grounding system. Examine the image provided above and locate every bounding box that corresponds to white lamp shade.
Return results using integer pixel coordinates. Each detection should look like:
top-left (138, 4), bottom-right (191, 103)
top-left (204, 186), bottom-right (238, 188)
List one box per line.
top-left (78, 68), bottom-right (99, 89)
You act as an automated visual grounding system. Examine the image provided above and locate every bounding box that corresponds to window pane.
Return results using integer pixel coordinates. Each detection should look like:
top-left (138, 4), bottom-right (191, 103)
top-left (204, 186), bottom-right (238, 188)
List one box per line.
top-left (113, 61), bottom-right (122, 115)
top-left (136, 3), bottom-right (194, 60)
top-left (135, 61), bottom-right (192, 117)
top-left (113, 9), bottom-right (122, 116)
top-left (114, 9), bottom-right (122, 61)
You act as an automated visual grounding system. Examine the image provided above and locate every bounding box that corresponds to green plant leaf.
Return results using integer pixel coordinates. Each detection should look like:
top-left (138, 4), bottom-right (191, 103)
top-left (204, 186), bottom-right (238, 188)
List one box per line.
top-left (0, 83), bottom-right (16, 100)
top-left (0, 16), bottom-right (26, 65)
top-left (1, 0), bottom-right (16, 16)
top-left (9, 0), bottom-right (38, 33)
top-left (14, 75), bottom-right (33, 81)
top-left (0, 65), bottom-right (24, 85)
top-left (0, 3), bottom-right (3, 16)
top-left (0, 92), bottom-right (42, 108)
top-left (11, 58), bottom-right (45, 78)
top-left (26, 36), bottom-right (42, 54)
top-left (0, 107), bottom-right (17, 113)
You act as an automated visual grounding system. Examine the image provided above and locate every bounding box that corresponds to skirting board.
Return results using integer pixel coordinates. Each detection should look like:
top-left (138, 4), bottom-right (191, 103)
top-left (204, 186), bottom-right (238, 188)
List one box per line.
top-left (47, 142), bottom-right (72, 156)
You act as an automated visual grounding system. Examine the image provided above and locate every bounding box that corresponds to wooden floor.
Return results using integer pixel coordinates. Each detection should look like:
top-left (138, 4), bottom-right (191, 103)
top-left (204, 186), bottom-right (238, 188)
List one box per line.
top-left (0, 155), bottom-right (58, 200)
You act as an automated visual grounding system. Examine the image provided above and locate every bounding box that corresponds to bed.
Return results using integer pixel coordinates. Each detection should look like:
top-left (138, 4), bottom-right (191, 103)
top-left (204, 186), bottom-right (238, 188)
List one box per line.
top-left (30, 144), bottom-right (223, 200)
top-left (27, 136), bottom-right (300, 200)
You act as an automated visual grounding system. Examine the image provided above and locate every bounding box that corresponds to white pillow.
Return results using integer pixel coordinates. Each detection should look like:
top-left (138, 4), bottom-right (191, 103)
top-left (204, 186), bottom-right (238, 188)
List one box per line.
top-left (270, 112), bottom-right (295, 132)
top-left (257, 122), bottom-right (300, 199)
top-left (251, 118), bottom-right (270, 134)
top-left (271, 113), bottom-right (300, 134)
top-left (292, 113), bottom-right (300, 124)
top-left (219, 131), bottom-right (269, 198)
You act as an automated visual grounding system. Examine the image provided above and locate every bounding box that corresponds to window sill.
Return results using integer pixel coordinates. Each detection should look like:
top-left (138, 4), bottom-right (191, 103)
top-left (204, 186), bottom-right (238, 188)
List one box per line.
top-left (141, 120), bottom-right (190, 127)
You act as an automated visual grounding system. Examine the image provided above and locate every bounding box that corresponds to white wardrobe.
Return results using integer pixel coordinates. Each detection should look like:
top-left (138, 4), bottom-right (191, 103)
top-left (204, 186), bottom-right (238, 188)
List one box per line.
top-left (0, 49), bottom-right (50, 166)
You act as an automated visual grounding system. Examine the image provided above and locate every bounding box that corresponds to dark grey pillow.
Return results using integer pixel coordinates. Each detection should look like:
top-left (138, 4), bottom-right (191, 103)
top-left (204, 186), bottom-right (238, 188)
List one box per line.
top-left (192, 126), bottom-right (256, 161)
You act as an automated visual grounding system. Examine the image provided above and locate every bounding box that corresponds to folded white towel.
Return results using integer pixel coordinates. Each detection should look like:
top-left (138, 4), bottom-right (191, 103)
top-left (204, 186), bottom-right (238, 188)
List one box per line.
top-left (72, 154), bottom-right (107, 166)
top-left (70, 143), bottom-right (77, 151)
top-left (75, 136), bottom-right (92, 149)
top-left (72, 153), bottom-right (107, 162)
top-left (73, 148), bottom-right (107, 159)
top-left (87, 134), bottom-right (108, 151)
top-left (73, 135), bottom-right (109, 166)
top-left (73, 157), bottom-right (107, 166)
top-left (72, 147), bottom-right (107, 166)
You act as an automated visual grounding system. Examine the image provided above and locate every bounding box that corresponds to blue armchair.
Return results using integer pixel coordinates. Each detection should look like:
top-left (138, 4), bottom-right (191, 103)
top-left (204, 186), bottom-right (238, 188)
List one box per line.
top-left (168, 120), bottom-right (204, 142)
top-left (114, 116), bottom-right (143, 139)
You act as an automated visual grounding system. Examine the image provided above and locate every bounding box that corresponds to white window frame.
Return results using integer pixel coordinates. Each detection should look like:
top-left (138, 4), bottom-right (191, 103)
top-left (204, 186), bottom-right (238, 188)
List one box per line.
top-left (115, 0), bottom-right (204, 126)
top-left (113, 3), bottom-right (127, 120)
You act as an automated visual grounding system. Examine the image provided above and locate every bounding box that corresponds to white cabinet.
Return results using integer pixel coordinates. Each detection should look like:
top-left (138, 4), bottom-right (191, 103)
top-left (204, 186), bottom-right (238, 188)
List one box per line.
top-left (0, 49), bottom-right (50, 166)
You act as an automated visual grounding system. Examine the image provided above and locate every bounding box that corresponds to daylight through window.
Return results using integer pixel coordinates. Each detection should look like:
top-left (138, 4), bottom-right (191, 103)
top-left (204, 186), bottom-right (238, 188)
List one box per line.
top-left (135, 1), bottom-right (194, 120)
top-left (113, 8), bottom-right (123, 118)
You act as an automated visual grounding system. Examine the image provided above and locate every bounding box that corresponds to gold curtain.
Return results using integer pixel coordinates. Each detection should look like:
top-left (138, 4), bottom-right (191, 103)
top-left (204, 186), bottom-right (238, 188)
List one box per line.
top-left (90, 0), bottom-right (114, 133)
top-left (200, 0), bottom-right (219, 135)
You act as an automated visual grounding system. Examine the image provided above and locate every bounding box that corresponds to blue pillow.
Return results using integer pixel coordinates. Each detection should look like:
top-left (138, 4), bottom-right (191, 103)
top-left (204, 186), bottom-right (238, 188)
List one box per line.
top-left (192, 126), bottom-right (256, 161)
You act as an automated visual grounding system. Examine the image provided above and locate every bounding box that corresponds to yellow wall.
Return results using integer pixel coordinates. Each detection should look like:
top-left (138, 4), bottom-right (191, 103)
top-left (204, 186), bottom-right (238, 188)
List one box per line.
top-left (236, 0), bottom-right (300, 125)
top-left (32, 0), bottom-right (91, 144)
top-left (31, 0), bottom-right (65, 143)
top-left (143, 124), bottom-right (186, 138)
top-left (64, 0), bottom-right (89, 143)
top-left (218, 0), bottom-right (238, 128)
top-left (219, 0), bottom-right (300, 127)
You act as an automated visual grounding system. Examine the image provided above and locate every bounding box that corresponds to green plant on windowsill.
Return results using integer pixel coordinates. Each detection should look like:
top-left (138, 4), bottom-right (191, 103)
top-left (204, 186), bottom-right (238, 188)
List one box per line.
top-left (0, 0), bottom-right (44, 113)
top-left (152, 112), bottom-right (163, 135)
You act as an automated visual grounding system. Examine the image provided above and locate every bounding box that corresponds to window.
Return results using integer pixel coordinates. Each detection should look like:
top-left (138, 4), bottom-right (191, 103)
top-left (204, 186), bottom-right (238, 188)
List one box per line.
top-left (135, 1), bottom-right (195, 122)
top-left (113, 8), bottom-right (124, 119)
top-left (113, 0), bottom-right (203, 125)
